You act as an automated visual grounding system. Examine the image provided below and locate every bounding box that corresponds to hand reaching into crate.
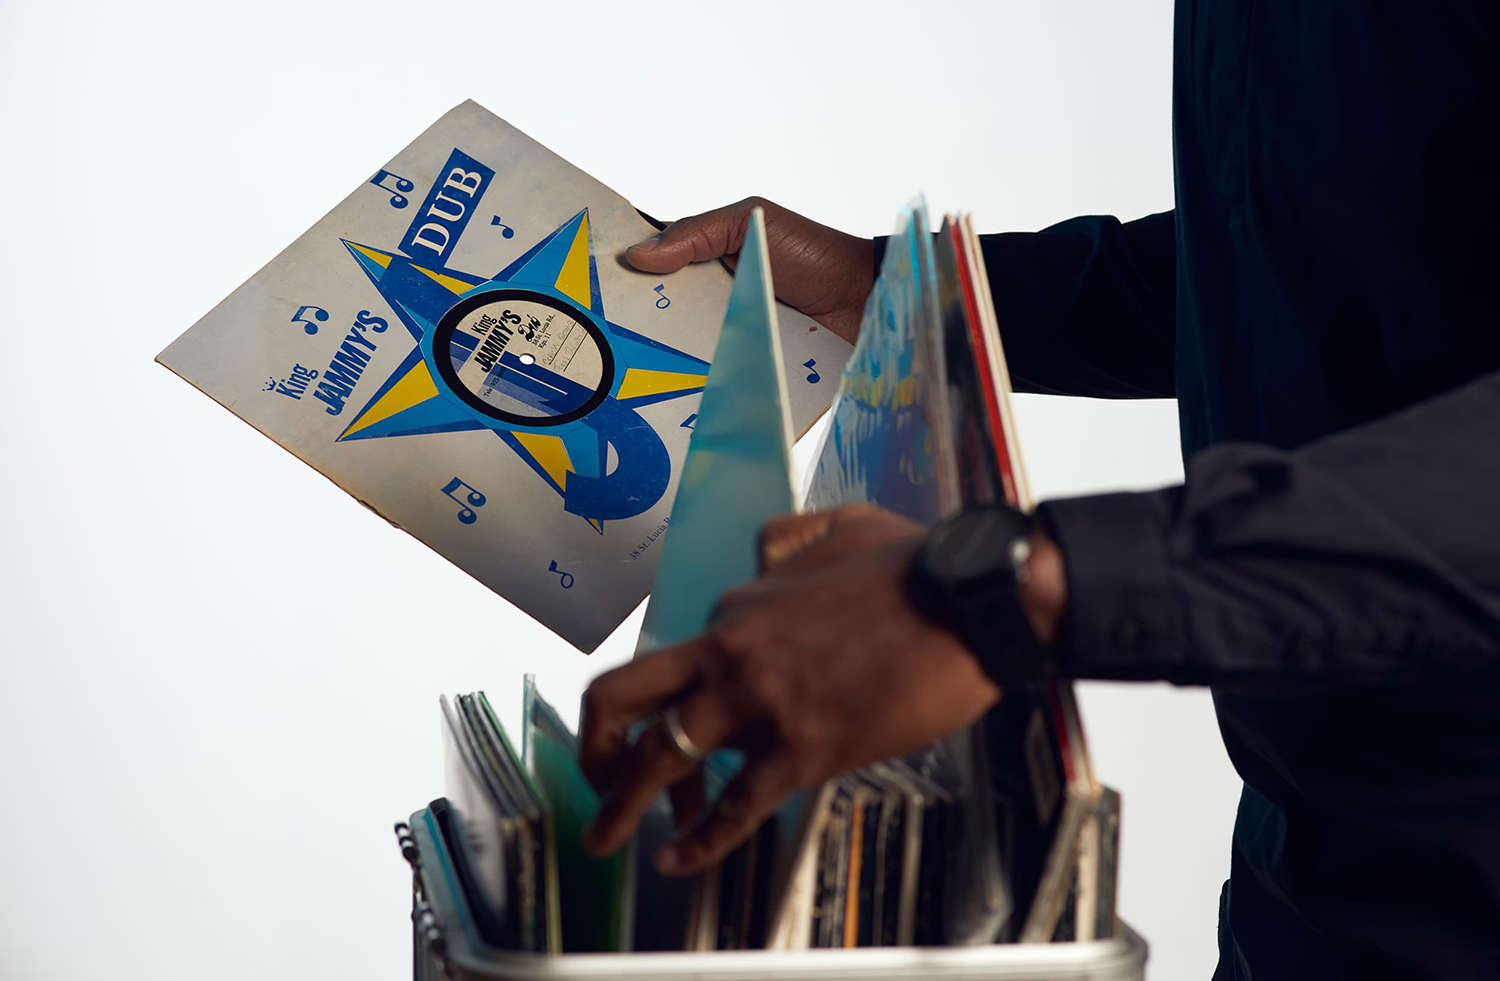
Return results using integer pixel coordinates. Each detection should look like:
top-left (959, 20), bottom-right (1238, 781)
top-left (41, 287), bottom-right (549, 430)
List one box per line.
top-left (578, 503), bottom-right (1065, 876)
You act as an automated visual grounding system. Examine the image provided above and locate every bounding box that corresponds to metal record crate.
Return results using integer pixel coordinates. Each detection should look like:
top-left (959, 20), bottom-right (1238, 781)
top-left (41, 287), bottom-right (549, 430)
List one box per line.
top-left (397, 806), bottom-right (1147, 981)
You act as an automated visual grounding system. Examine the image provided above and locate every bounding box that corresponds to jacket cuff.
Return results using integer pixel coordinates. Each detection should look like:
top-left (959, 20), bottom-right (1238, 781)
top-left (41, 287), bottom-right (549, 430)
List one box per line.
top-left (1036, 489), bottom-right (1191, 682)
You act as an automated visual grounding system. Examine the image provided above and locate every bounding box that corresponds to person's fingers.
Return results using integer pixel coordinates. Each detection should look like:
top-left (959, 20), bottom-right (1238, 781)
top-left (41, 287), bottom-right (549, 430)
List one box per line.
top-left (578, 638), bottom-right (705, 792)
top-left (668, 768), bottom-right (708, 830)
top-left (758, 511), bottom-right (839, 573)
top-left (708, 508), bottom-right (871, 625)
top-left (583, 687), bottom-right (741, 857)
top-left (756, 504), bottom-right (890, 579)
top-left (655, 750), bottom-right (798, 875)
top-left (625, 198), bottom-right (762, 274)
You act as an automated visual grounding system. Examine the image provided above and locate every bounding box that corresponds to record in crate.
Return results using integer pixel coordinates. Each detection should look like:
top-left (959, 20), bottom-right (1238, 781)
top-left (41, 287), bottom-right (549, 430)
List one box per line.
top-left (156, 100), bottom-right (849, 652)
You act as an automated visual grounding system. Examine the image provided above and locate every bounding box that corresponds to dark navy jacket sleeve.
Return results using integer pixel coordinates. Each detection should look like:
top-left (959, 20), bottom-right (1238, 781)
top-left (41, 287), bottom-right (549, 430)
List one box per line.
top-left (975, 211), bottom-right (1177, 399)
top-left (1014, 5), bottom-right (1500, 976)
top-left (1039, 366), bottom-right (1500, 686)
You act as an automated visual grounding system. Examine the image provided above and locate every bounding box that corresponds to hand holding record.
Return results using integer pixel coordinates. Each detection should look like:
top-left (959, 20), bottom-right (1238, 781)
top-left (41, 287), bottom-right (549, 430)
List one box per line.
top-left (578, 504), bottom-right (1063, 877)
top-left (625, 197), bottom-right (874, 345)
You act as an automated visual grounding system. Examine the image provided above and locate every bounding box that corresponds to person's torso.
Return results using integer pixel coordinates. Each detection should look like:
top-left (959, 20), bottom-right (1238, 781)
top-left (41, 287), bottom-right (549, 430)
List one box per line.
top-left (1175, 0), bottom-right (1500, 456)
top-left (1172, 2), bottom-right (1500, 977)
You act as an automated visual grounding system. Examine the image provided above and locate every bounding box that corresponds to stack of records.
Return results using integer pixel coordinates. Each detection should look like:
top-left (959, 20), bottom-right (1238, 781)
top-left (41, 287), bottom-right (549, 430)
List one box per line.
top-left (761, 764), bottom-right (959, 949)
top-left (640, 201), bottom-right (1120, 949)
top-left (928, 210), bottom-right (1111, 943)
top-left (429, 202), bottom-right (1119, 952)
top-left (803, 201), bottom-right (1117, 945)
top-left (632, 204), bottom-right (989, 950)
top-left (437, 691), bottom-right (561, 953)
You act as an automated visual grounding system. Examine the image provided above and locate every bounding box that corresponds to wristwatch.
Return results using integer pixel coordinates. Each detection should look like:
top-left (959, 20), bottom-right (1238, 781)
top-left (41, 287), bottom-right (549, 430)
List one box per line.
top-left (908, 505), bottom-right (1050, 686)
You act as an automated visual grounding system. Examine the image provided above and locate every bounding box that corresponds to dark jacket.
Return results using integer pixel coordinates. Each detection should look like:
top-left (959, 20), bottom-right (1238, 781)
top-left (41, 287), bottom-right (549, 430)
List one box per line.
top-left (980, 3), bottom-right (1500, 978)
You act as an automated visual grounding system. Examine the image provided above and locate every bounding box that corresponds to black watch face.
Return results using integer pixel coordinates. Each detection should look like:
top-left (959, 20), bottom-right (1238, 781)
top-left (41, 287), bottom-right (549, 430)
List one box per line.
top-left (927, 507), bottom-right (1031, 582)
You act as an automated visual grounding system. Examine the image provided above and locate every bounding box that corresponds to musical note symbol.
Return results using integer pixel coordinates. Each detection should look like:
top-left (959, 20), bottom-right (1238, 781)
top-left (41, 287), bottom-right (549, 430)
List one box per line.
top-left (369, 169), bottom-right (415, 208)
top-left (803, 358), bottom-right (820, 383)
top-left (440, 477), bottom-right (486, 524)
top-left (291, 304), bottom-right (329, 335)
top-left (490, 216), bottom-right (515, 238)
top-left (653, 284), bottom-right (671, 309)
top-left (681, 413), bottom-right (697, 429)
top-left (548, 560), bottom-right (575, 589)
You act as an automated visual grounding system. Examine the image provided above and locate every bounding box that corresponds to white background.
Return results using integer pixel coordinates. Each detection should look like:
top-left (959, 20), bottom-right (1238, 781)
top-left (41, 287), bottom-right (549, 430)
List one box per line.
top-left (0, 2), bottom-right (1243, 979)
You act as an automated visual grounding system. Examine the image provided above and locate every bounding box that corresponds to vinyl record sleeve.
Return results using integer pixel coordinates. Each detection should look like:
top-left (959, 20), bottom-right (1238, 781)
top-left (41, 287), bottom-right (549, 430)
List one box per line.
top-left (521, 676), bottom-right (632, 952)
top-left (930, 218), bottom-right (1003, 510)
top-left (458, 694), bottom-right (541, 952)
top-left (935, 210), bottom-right (1101, 944)
top-left (1093, 787), bottom-right (1122, 941)
top-left (472, 692), bottom-right (560, 953)
top-left (813, 785), bottom-right (854, 948)
top-left (440, 694), bottom-right (519, 947)
top-left (842, 783), bottom-right (869, 948)
top-left (804, 199), bottom-right (943, 524)
top-left (157, 100), bottom-right (848, 653)
top-left (764, 783), bottom-right (837, 951)
top-left (634, 207), bottom-right (796, 654)
top-left (864, 761), bottom-right (935, 947)
top-left (848, 772), bottom-right (899, 948)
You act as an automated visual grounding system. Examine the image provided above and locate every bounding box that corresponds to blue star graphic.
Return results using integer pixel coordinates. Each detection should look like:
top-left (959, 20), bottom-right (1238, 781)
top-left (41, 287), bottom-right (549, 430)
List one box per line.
top-left (335, 209), bottom-right (710, 533)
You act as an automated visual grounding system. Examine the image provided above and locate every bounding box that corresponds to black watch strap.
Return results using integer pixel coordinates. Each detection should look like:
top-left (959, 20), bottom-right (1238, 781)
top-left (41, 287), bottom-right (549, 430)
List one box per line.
top-left (909, 507), bottom-right (1050, 687)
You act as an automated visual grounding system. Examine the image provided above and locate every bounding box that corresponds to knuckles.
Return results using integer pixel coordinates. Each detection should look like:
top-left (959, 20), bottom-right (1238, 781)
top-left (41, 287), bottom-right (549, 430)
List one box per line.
top-left (712, 788), bottom-right (753, 828)
top-left (830, 502), bottom-right (900, 537)
top-left (701, 618), bottom-right (758, 679)
top-left (702, 617), bottom-right (791, 702)
top-left (581, 668), bottom-right (627, 723)
top-left (712, 582), bottom-right (761, 618)
top-left (781, 707), bottom-right (827, 757)
top-left (786, 752), bottom-right (824, 789)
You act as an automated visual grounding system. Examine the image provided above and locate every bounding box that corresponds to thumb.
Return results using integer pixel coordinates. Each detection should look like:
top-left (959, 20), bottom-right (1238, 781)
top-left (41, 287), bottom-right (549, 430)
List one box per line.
top-left (625, 198), bottom-right (761, 274)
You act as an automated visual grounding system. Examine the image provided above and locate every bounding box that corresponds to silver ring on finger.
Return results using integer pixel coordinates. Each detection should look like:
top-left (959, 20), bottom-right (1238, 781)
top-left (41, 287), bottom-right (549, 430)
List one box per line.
top-left (662, 704), bottom-right (707, 764)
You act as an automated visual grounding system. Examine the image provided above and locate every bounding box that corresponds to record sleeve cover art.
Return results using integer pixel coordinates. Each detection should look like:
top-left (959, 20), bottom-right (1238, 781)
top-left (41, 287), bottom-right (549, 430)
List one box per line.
top-left (157, 101), bottom-right (849, 652)
top-left (635, 208), bottom-right (796, 655)
top-left (803, 199), bottom-right (943, 525)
